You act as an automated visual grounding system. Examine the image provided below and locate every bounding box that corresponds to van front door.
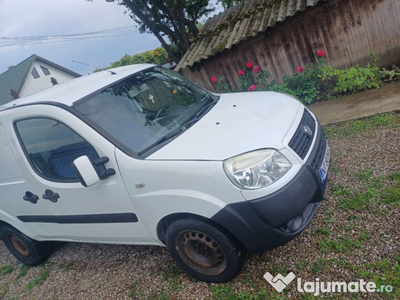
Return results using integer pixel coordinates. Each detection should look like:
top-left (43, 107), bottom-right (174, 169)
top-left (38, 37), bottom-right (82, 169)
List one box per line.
top-left (7, 105), bottom-right (153, 244)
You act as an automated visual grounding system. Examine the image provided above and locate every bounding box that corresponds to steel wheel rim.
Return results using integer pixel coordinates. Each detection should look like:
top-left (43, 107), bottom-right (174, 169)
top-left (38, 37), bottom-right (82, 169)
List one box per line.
top-left (10, 236), bottom-right (30, 256)
top-left (175, 230), bottom-right (227, 275)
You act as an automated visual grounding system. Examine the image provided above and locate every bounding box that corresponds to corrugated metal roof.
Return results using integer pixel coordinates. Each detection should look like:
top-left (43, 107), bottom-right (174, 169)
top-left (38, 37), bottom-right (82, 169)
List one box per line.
top-left (176, 0), bottom-right (322, 71)
top-left (0, 55), bottom-right (35, 105)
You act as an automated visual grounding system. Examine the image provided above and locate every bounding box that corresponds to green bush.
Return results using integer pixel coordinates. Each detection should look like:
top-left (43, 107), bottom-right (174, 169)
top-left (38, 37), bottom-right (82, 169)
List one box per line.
top-left (281, 68), bottom-right (322, 105)
top-left (320, 64), bottom-right (381, 95)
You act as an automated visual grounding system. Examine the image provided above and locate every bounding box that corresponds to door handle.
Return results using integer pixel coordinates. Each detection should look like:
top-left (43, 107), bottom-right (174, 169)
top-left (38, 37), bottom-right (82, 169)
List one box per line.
top-left (42, 189), bottom-right (60, 203)
top-left (23, 191), bottom-right (39, 204)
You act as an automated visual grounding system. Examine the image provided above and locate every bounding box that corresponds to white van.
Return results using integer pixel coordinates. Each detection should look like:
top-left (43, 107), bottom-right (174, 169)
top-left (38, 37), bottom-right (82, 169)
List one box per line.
top-left (0, 65), bottom-right (329, 282)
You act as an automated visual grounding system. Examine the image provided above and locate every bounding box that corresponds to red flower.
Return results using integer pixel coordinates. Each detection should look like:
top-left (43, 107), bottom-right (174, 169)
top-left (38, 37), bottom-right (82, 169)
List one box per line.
top-left (253, 66), bottom-right (261, 73)
top-left (246, 62), bottom-right (253, 68)
top-left (317, 50), bottom-right (326, 57)
top-left (211, 76), bottom-right (218, 83)
top-left (238, 70), bottom-right (244, 76)
top-left (248, 84), bottom-right (256, 91)
top-left (296, 66), bottom-right (304, 73)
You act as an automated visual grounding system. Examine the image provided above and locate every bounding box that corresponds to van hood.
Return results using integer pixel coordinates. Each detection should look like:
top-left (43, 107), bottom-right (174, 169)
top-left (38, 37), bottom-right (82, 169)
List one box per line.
top-left (148, 92), bottom-right (302, 161)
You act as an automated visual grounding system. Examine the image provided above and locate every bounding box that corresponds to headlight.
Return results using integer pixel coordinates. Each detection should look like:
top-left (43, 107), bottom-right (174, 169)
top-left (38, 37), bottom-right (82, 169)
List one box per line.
top-left (223, 149), bottom-right (292, 190)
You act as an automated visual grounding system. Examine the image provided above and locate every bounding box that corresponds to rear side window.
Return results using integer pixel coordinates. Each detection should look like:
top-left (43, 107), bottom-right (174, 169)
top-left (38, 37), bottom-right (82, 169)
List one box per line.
top-left (15, 118), bottom-right (101, 182)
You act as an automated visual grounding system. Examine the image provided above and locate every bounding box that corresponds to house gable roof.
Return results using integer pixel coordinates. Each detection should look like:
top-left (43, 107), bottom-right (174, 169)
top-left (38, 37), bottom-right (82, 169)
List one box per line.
top-left (175, 0), bottom-right (322, 71)
top-left (0, 54), bottom-right (81, 106)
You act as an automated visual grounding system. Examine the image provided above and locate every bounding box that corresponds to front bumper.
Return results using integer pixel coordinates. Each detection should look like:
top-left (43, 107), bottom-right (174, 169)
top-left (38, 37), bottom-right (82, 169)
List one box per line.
top-left (211, 121), bottom-right (329, 252)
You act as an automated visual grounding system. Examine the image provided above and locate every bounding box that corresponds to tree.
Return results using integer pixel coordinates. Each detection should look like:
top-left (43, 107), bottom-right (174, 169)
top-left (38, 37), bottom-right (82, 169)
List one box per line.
top-left (219, 0), bottom-right (246, 9)
top-left (105, 0), bottom-right (214, 63)
top-left (94, 47), bottom-right (170, 72)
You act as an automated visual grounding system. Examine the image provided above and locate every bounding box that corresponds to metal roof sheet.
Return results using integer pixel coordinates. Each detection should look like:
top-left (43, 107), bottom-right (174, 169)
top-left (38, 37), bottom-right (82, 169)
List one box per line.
top-left (175, 0), bottom-right (321, 71)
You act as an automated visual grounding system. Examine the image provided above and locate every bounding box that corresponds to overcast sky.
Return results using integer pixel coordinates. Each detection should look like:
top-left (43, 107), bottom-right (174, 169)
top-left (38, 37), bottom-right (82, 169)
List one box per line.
top-left (0, 0), bottom-right (221, 76)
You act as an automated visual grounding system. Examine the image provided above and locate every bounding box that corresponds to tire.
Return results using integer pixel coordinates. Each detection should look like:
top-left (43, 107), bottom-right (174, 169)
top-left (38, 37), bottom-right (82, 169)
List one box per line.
top-left (1, 226), bottom-right (47, 266)
top-left (165, 218), bottom-right (245, 283)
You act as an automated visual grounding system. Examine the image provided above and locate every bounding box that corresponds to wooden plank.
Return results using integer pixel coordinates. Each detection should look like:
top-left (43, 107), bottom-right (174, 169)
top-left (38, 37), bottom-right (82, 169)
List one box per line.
top-left (369, 0), bottom-right (393, 65)
top-left (257, 34), bottom-right (286, 84)
top-left (336, 0), bottom-right (363, 65)
top-left (324, 1), bottom-right (352, 69)
top-left (384, 0), bottom-right (400, 60)
top-left (307, 6), bottom-right (337, 65)
top-left (287, 15), bottom-right (314, 72)
top-left (270, 27), bottom-right (296, 78)
top-left (376, 0), bottom-right (398, 64)
top-left (346, 0), bottom-right (371, 66)
top-left (391, 0), bottom-right (400, 58)
top-left (297, 10), bottom-right (321, 65)
top-left (314, 3), bottom-right (350, 69)
top-left (359, 0), bottom-right (386, 62)
top-left (280, 24), bottom-right (304, 73)
top-left (214, 53), bottom-right (241, 91)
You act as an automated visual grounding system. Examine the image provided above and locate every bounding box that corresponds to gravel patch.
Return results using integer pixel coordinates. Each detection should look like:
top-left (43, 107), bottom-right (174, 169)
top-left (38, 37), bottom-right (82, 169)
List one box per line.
top-left (1, 113), bottom-right (399, 299)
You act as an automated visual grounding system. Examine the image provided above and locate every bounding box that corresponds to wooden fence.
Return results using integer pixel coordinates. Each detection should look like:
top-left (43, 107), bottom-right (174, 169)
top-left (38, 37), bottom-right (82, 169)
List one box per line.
top-left (180, 0), bottom-right (400, 92)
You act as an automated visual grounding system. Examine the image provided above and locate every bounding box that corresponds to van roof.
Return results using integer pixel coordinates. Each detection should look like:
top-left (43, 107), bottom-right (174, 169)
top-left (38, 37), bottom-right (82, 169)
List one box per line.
top-left (0, 64), bottom-right (154, 111)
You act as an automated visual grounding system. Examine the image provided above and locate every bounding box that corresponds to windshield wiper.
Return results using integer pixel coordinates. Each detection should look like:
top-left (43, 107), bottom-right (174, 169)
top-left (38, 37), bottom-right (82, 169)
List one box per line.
top-left (138, 126), bottom-right (187, 156)
top-left (195, 96), bottom-right (218, 118)
top-left (138, 96), bottom-right (219, 156)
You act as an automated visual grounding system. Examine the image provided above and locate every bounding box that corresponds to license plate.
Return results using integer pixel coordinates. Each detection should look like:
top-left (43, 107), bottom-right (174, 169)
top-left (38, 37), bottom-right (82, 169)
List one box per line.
top-left (319, 142), bottom-right (330, 183)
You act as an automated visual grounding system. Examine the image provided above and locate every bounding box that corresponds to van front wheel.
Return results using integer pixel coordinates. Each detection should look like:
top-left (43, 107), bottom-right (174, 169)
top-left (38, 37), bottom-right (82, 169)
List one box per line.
top-left (165, 219), bottom-right (244, 283)
top-left (1, 226), bottom-right (47, 266)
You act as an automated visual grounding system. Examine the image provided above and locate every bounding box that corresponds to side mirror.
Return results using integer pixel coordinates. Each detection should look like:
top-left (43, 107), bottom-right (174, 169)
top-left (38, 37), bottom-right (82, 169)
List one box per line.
top-left (72, 156), bottom-right (101, 187)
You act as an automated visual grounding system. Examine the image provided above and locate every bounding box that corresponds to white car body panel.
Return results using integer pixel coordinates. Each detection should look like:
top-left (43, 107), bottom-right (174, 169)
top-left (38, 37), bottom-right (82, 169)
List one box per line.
top-left (0, 65), bottom-right (328, 254)
top-left (149, 92), bottom-right (302, 161)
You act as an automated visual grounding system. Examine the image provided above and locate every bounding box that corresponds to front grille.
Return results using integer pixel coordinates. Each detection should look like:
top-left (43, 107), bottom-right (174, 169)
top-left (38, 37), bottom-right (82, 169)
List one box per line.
top-left (310, 128), bottom-right (327, 171)
top-left (289, 109), bottom-right (316, 159)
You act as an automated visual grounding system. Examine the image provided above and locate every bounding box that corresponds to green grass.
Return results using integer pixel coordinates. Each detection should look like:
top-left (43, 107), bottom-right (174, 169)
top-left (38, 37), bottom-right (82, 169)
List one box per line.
top-left (15, 265), bottom-right (30, 281)
top-left (323, 112), bottom-right (400, 139)
top-left (313, 226), bottom-right (331, 236)
top-left (162, 263), bottom-right (183, 291)
top-left (318, 238), bottom-right (362, 254)
top-left (0, 265), bottom-right (14, 275)
top-left (356, 258), bottom-right (400, 298)
top-left (332, 171), bottom-right (400, 212)
top-left (309, 258), bottom-right (330, 274)
top-left (211, 283), bottom-right (288, 300)
top-left (128, 280), bottom-right (144, 299)
top-left (25, 267), bottom-right (50, 292)
top-left (338, 191), bottom-right (369, 210)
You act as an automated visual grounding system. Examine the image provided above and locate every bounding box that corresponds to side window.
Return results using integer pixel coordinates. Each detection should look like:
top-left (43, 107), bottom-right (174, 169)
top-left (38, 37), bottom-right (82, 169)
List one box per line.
top-left (31, 67), bottom-right (40, 79)
top-left (15, 118), bottom-right (101, 181)
top-left (40, 65), bottom-right (51, 76)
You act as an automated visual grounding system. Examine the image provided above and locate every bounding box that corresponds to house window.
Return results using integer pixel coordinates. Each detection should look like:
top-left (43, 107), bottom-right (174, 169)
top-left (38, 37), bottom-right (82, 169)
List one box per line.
top-left (31, 67), bottom-right (40, 79)
top-left (40, 65), bottom-right (51, 76)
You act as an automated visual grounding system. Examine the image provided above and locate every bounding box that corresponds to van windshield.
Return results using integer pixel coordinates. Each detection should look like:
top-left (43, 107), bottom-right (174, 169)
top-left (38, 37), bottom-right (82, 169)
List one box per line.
top-left (73, 66), bottom-right (217, 156)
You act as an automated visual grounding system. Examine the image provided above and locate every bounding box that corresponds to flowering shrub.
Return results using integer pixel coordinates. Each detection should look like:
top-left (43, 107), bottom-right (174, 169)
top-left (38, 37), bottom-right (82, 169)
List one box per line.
top-left (248, 84), bottom-right (256, 91)
top-left (210, 49), bottom-right (385, 104)
top-left (211, 62), bottom-right (269, 93)
top-left (210, 76), bottom-right (228, 93)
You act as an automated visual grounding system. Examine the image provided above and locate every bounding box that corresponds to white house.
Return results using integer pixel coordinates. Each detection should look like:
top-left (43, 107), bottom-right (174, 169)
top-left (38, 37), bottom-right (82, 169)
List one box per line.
top-left (0, 55), bottom-right (81, 106)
